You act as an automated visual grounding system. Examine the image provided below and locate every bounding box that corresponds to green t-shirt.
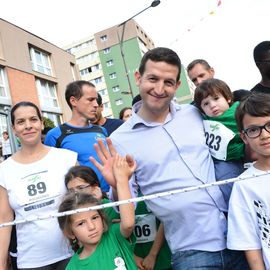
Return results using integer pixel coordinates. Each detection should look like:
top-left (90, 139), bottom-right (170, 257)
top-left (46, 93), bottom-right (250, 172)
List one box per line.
top-left (204, 101), bottom-right (244, 161)
top-left (66, 223), bottom-right (137, 270)
top-left (102, 198), bottom-right (120, 222)
top-left (134, 201), bottom-right (172, 270)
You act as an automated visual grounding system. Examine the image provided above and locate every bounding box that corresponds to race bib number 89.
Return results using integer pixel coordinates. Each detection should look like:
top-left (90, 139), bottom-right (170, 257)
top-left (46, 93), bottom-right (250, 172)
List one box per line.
top-left (17, 171), bottom-right (59, 206)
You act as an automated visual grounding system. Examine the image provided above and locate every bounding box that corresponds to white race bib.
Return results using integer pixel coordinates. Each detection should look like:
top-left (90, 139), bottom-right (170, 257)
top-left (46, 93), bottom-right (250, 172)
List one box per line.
top-left (134, 214), bottom-right (157, 243)
top-left (203, 120), bottom-right (235, 160)
top-left (17, 170), bottom-right (60, 206)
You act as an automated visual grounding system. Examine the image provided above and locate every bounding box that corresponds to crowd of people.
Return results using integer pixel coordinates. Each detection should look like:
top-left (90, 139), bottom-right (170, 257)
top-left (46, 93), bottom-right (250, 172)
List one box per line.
top-left (0, 40), bottom-right (270, 270)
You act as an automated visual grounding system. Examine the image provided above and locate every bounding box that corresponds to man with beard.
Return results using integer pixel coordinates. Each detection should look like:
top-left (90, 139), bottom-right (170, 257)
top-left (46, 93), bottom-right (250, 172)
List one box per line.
top-left (45, 80), bottom-right (109, 191)
top-left (251, 41), bottom-right (270, 94)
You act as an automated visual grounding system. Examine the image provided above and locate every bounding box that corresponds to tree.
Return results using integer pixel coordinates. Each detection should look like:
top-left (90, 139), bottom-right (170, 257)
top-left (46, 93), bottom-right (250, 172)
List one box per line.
top-left (42, 117), bottom-right (55, 129)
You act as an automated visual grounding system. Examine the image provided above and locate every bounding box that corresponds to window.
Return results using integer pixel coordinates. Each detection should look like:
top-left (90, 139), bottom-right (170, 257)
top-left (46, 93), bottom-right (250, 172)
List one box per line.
top-left (70, 64), bottom-right (77, 81)
top-left (67, 40), bottom-right (96, 54)
top-left (103, 47), bottom-right (110, 54)
top-left (80, 68), bottom-right (90, 76)
top-left (77, 52), bottom-right (98, 64)
top-left (98, 89), bottom-right (108, 96)
top-left (87, 39), bottom-right (96, 46)
top-left (0, 68), bottom-right (8, 97)
top-left (0, 110), bottom-right (8, 135)
top-left (115, 99), bottom-right (123, 106)
top-left (42, 112), bottom-right (62, 127)
top-left (80, 64), bottom-right (101, 76)
top-left (30, 47), bottom-right (52, 76)
top-left (91, 63), bottom-right (101, 72)
top-left (112, 85), bottom-right (120, 92)
top-left (36, 79), bottom-right (59, 110)
top-left (100, 35), bottom-right (107, 42)
top-left (91, 77), bottom-right (103, 85)
top-left (109, 73), bottom-right (116, 79)
top-left (106, 60), bottom-right (114, 67)
top-left (103, 102), bottom-right (110, 109)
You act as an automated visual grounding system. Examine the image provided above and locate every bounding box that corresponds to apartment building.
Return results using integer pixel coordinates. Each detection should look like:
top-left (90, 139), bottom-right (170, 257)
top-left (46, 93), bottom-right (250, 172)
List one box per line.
top-left (64, 19), bottom-right (193, 118)
top-left (94, 19), bottom-right (155, 117)
top-left (63, 36), bottom-right (113, 117)
top-left (64, 20), bottom-right (155, 118)
top-left (0, 18), bottom-right (79, 137)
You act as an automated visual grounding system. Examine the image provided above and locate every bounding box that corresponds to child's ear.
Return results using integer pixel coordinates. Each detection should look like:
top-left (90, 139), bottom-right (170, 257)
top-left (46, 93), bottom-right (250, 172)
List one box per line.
top-left (240, 132), bottom-right (249, 145)
top-left (64, 229), bottom-right (75, 240)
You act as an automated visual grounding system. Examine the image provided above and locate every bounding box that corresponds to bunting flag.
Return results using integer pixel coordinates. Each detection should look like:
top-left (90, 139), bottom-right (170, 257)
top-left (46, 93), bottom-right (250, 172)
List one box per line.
top-left (209, 0), bottom-right (222, 15)
top-left (170, 0), bottom-right (222, 46)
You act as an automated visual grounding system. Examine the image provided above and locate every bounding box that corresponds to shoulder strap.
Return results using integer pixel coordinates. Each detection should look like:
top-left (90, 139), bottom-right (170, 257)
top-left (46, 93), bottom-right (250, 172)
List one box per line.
top-left (55, 124), bottom-right (70, 148)
top-left (55, 123), bottom-right (107, 148)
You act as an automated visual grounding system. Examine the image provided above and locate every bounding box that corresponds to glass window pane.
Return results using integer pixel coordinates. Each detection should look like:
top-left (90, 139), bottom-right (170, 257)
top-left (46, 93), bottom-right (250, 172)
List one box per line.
top-left (31, 48), bottom-right (52, 76)
top-left (34, 50), bottom-right (42, 64)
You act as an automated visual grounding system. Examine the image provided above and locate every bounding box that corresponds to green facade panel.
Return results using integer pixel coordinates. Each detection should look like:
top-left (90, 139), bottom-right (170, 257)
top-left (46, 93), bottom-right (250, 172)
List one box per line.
top-left (98, 39), bottom-right (193, 117)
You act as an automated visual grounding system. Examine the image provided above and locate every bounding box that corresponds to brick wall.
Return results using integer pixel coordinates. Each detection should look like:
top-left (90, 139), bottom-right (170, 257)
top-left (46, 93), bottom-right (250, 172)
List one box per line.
top-left (6, 67), bottom-right (40, 107)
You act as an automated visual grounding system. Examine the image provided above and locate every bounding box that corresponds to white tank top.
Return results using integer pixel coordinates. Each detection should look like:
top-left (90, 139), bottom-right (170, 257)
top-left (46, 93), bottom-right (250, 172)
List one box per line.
top-left (0, 147), bottom-right (77, 268)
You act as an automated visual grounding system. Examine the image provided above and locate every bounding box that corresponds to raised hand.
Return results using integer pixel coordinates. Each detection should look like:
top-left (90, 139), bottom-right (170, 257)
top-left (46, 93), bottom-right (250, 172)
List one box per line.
top-left (90, 138), bottom-right (136, 189)
top-left (113, 153), bottom-right (136, 184)
top-left (89, 138), bottom-right (117, 188)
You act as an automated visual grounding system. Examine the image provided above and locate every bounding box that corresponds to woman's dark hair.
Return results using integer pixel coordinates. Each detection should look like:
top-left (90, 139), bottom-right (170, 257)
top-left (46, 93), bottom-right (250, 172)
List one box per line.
top-left (65, 166), bottom-right (107, 199)
top-left (11, 101), bottom-right (42, 125)
top-left (194, 78), bottom-right (233, 113)
top-left (119, 107), bottom-right (132, 120)
top-left (58, 192), bottom-right (108, 252)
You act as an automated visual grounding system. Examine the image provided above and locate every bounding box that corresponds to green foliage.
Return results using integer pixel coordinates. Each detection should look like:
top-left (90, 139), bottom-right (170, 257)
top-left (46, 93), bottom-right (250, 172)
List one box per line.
top-left (42, 117), bottom-right (55, 129)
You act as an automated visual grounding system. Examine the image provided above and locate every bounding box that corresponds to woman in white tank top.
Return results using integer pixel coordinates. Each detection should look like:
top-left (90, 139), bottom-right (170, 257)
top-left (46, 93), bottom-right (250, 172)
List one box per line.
top-left (0, 101), bottom-right (77, 270)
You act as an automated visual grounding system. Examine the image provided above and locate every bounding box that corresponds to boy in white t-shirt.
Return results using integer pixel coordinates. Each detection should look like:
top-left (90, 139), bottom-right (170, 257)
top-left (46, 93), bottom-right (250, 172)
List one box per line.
top-left (228, 93), bottom-right (270, 269)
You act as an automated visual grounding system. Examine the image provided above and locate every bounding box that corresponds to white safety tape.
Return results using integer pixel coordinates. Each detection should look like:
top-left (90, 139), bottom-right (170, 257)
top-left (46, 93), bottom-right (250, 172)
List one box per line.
top-left (0, 170), bottom-right (269, 228)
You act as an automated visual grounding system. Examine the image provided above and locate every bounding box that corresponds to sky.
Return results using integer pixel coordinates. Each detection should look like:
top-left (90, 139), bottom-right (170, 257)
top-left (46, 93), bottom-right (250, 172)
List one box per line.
top-left (1, 0), bottom-right (269, 91)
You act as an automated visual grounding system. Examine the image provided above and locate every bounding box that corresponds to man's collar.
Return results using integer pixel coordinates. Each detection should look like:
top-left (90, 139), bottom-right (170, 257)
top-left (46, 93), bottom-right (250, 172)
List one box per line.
top-left (130, 100), bottom-right (181, 128)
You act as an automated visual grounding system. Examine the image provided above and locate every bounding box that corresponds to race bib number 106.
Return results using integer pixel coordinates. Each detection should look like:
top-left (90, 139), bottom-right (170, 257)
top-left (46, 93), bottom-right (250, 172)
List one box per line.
top-left (134, 214), bottom-right (157, 243)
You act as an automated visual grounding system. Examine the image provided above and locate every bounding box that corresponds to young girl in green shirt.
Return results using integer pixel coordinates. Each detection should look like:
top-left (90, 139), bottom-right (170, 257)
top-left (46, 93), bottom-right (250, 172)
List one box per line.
top-left (58, 154), bottom-right (137, 270)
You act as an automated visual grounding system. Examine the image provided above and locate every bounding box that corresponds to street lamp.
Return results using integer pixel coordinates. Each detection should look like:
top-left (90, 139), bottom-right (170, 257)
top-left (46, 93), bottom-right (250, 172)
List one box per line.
top-left (117, 0), bottom-right (161, 99)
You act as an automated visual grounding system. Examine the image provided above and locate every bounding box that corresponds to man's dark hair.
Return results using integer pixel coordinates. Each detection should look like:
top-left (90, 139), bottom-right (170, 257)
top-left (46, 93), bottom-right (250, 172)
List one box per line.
top-left (235, 93), bottom-right (270, 132)
top-left (138, 47), bottom-right (181, 81)
top-left (187, 59), bottom-right (211, 72)
top-left (65, 80), bottom-right (95, 109)
top-left (253, 41), bottom-right (270, 63)
top-left (233, 89), bottom-right (250, 102)
top-left (132, 94), bottom-right (142, 106)
top-left (97, 93), bottom-right (102, 106)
